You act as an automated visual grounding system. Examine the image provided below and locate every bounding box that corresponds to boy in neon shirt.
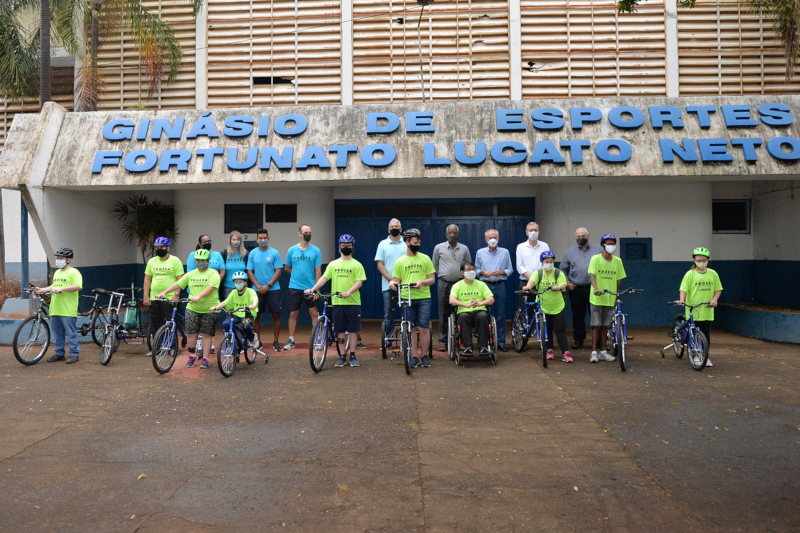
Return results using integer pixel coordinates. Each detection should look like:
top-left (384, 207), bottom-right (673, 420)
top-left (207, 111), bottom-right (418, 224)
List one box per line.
top-left (588, 234), bottom-right (626, 363)
top-left (211, 271), bottom-right (260, 360)
top-left (37, 247), bottom-right (83, 364)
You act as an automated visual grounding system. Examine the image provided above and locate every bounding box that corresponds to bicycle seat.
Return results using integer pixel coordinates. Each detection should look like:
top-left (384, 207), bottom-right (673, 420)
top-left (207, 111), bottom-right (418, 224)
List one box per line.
top-left (93, 288), bottom-right (111, 295)
top-left (674, 314), bottom-right (685, 321)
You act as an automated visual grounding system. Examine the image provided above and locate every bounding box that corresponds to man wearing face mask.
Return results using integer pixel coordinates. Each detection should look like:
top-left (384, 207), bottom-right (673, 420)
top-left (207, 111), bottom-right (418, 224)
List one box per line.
top-left (449, 262), bottom-right (495, 357)
top-left (475, 229), bottom-right (514, 352)
top-left (432, 224), bottom-right (472, 352)
top-left (375, 218), bottom-right (407, 347)
top-left (247, 228), bottom-right (284, 353)
top-left (36, 248), bottom-right (83, 364)
top-left (588, 234), bottom-right (626, 363)
top-left (283, 224), bottom-right (322, 351)
top-left (516, 222), bottom-right (550, 307)
top-left (143, 237), bottom-right (184, 356)
top-left (560, 228), bottom-right (603, 350)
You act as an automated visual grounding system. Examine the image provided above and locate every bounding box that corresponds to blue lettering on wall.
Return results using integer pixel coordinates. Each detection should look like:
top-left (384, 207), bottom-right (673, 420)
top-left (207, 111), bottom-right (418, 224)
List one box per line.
top-left (721, 105), bottom-right (757, 128)
top-left (595, 139), bottom-right (632, 163)
top-left (766, 136), bottom-right (800, 161)
top-left (150, 118), bottom-right (185, 140)
top-left (186, 112), bottom-right (219, 139)
top-left (659, 139), bottom-right (698, 163)
top-left (560, 140), bottom-right (590, 163)
top-left (569, 107), bottom-right (602, 130)
top-left (490, 141), bottom-right (527, 165)
top-left (407, 111), bottom-right (435, 133)
top-left (135, 119), bottom-right (150, 141)
top-left (196, 148), bottom-right (224, 171)
top-left (92, 151), bottom-right (123, 172)
top-left (102, 119), bottom-right (134, 141)
top-left (227, 147), bottom-right (259, 170)
top-left (424, 143), bottom-right (450, 166)
top-left (223, 116), bottom-right (254, 138)
top-left (649, 106), bottom-right (684, 129)
top-left (528, 140), bottom-right (565, 165)
top-left (496, 109), bottom-right (526, 132)
top-left (260, 147), bottom-right (294, 170)
top-left (454, 142), bottom-right (487, 165)
top-left (608, 106), bottom-right (645, 129)
top-left (686, 105), bottom-right (716, 129)
top-left (328, 145), bottom-right (358, 168)
top-left (697, 138), bottom-right (733, 163)
top-left (273, 114), bottom-right (308, 137)
top-left (296, 146), bottom-right (331, 169)
top-left (730, 138), bottom-right (762, 163)
top-left (531, 108), bottom-right (564, 130)
top-left (159, 149), bottom-right (192, 172)
top-left (367, 112), bottom-right (400, 134)
top-left (124, 150), bottom-right (158, 172)
top-left (758, 103), bottom-right (794, 126)
top-left (361, 144), bottom-right (396, 167)
top-left (258, 116), bottom-right (271, 137)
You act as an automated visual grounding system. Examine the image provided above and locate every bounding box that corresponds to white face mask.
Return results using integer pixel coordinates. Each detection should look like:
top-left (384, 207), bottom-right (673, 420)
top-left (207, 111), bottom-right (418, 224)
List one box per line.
top-left (695, 260), bottom-right (708, 270)
top-left (234, 282), bottom-right (246, 290)
top-left (528, 230), bottom-right (539, 241)
top-left (487, 238), bottom-right (498, 248)
top-left (55, 259), bottom-right (67, 269)
top-left (464, 271), bottom-right (477, 280)
top-left (604, 244), bottom-right (616, 254)
top-left (543, 263), bottom-right (554, 271)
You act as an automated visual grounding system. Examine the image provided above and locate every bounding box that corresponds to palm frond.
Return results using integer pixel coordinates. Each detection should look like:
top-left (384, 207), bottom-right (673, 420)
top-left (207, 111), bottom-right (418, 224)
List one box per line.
top-left (0, 2), bottom-right (41, 102)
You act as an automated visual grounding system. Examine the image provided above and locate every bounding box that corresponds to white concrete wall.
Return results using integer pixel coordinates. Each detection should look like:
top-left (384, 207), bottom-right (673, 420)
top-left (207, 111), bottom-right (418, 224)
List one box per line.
top-left (711, 181), bottom-right (754, 261)
top-left (2, 189), bottom-right (47, 262)
top-left (753, 180), bottom-right (800, 261)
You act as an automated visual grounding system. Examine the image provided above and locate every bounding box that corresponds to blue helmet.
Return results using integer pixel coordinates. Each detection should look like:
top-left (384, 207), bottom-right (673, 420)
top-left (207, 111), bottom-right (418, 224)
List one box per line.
top-left (232, 271), bottom-right (248, 281)
top-left (540, 250), bottom-right (556, 262)
top-left (601, 233), bottom-right (616, 244)
top-left (154, 236), bottom-right (171, 246)
top-left (339, 234), bottom-right (355, 244)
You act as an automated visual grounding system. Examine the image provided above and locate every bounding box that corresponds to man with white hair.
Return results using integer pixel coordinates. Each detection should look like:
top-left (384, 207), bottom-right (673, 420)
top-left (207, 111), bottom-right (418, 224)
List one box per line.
top-left (375, 218), bottom-right (407, 347)
top-left (516, 222), bottom-right (550, 307)
top-left (432, 224), bottom-right (472, 352)
top-left (560, 227), bottom-right (603, 350)
top-left (475, 229), bottom-right (514, 351)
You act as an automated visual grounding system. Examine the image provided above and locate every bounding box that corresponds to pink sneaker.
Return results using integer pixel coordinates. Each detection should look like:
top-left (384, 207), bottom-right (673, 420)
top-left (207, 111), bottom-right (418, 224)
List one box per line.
top-left (562, 351), bottom-right (573, 363)
top-left (546, 349), bottom-right (555, 360)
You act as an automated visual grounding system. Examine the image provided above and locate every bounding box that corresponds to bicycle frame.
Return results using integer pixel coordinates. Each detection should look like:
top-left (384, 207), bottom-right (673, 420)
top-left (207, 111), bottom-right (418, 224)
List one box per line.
top-left (394, 284), bottom-right (414, 359)
top-left (160, 301), bottom-right (188, 350)
top-left (106, 288), bottom-right (147, 341)
top-left (514, 290), bottom-right (548, 343)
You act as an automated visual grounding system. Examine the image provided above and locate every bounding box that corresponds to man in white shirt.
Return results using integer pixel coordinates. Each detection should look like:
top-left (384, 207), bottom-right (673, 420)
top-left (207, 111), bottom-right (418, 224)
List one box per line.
top-left (515, 222), bottom-right (550, 306)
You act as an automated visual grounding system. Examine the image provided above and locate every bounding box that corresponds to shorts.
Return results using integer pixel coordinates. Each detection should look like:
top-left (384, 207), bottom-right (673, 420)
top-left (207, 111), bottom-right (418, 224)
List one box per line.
top-left (258, 290), bottom-right (282, 315)
top-left (185, 308), bottom-right (220, 336)
top-left (590, 304), bottom-right (615, 327)
top-left (332, 305), bottom-right (362, 334)
top-left (406, 298), bottom-right (431, 329)
top-left (287, 288), bottom-right (316, 313)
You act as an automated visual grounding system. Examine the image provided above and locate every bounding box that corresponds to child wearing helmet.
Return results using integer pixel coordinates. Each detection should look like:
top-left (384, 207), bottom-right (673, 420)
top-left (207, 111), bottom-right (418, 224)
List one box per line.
top-left (211, 271), bottom-right (260, 355)
top-left (36, 247), bottom-right (83, 364)
top-left (588, 234), bottom-right (627, 363)
top-left (143, 236), bottom-right (184, 356)
top-left (524, 251), bottom-right (572, 363)
top-left (676, 247), bottom-right (723, 367)
top-left (305, 234), bottom-right (367, 368)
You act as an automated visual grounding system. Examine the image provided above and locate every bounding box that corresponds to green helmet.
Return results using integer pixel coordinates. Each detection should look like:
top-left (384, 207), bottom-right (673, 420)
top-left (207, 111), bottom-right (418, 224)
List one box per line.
top-left (692, 247), bottom-right (710, 258)
top-left (194, 249), bottom-right (211, 261)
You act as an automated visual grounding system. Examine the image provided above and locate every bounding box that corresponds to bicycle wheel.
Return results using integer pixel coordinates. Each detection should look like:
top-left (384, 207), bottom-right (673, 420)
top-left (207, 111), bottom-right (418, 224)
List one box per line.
top-left (100, 324), bottom-right (116, 365)
top-left (244, 337), bottom-right (257, 364)
top-left (381, 321), bottom-right (388, 359)
top-left (217, 336), bottom-right (236, 377)
top-left (511, 307), bottom-right (528, 353)
top-left (401, 324), bottom-right (412, 375)
top-left (537, 314), bottom-right (547, 368)
top-left (671, 322), bottom-right (685, 359)
top-left (13, 315), bottom-right (51, 365)
top-left (309, 318), bottom-right (328, 373)
top-left (90, 310), bottom-right (107, 346)
top-left (615, 316), bottom-right (627, 371)
top-left (152, 323), bottom-right (178, 374)
top-left (688, 330), bottom-right (709, 371)
top-left (490, 317), bottom-right (497, 365)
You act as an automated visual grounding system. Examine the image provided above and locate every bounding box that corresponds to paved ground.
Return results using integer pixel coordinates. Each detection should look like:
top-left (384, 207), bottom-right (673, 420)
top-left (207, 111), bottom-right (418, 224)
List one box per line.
top-left (1, 323), bottom-right (798, 532)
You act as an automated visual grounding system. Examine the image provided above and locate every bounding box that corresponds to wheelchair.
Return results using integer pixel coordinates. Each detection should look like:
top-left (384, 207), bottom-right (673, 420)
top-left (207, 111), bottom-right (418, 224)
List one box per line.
top-left (446, 305), bottom-right (498, 365)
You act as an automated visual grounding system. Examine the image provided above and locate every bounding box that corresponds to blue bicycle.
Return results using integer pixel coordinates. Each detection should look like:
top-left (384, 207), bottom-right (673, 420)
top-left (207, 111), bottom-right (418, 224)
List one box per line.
top-left (598, 288), bottom-right (644, 372)
top-left (511, 288), bottom-right (556, 368)
top-left (661, 302), bottom-right (710, 371)
top-left (151, 298), bottom-right (189, 374)
top-left (217, 308), bottom-right (265, 377)
top-left (309, 292), bottom-right (350, 373)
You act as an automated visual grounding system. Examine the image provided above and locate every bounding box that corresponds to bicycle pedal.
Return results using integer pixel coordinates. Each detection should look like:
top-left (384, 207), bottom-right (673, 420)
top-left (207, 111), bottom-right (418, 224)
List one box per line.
top-left (627, 336), bottom-right (634, 340)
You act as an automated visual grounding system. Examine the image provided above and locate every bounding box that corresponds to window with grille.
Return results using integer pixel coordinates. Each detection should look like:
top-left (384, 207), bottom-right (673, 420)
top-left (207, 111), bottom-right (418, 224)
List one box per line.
top-left (621, 237), bottom-right (652, 262)
top-left (225, 204), bottom-right (263, 233)
top-left (712, 200), bottom-right (751, 233)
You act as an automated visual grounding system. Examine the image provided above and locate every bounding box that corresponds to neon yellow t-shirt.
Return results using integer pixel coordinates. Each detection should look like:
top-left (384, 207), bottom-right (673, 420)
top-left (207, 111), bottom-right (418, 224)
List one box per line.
top-left (220, 287), bottom-right (259, 320)
top-left (392, 253), bottom-right (436, 300)
top-left (450, 279), bottom-right (494, 315)
top-left (323, 258), bottom-right (367, 306)
top-left (530, 269), bottom-right (567, 315)
top-left (177, 268), bottom-right (220, 314)
top-left (588, 254), bottom-right (626, 307)
top-left (49, 267), bottom-right (83, 317)
top-left (145, 255), bottom-right (184, 300)
top-left (679, 268), bottom-right (723, 321)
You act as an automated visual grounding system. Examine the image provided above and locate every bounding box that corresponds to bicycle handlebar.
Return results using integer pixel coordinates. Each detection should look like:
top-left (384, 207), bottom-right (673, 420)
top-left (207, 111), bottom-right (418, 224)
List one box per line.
top-left (600, 288), bottom-right (644, 297)
top-left (514, 287), bottom-right (557, 296)
top-left (156, 297), bottom-right (190, 305)
top-left (668, 301), bottom-right (712, 310)
top-left (310, 291), bottom-right (344, 299)
top-left (23, 288), bottom-right (52, 296)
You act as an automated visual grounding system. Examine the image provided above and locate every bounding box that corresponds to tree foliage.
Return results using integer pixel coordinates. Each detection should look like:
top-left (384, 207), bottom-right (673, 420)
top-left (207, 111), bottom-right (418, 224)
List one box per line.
top-left (113, 194), bottom-right (179, 264)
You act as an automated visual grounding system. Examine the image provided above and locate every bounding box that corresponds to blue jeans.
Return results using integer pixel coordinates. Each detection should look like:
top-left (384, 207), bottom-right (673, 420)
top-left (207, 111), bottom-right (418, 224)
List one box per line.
top-left (486, 283), bottom-right (506, 346)
top-left (382, 290), bottom-right (397, 334)
top-left (51, 315), bottom-right (80, 358)
top-left (406, 298), bottom-right (432, 329)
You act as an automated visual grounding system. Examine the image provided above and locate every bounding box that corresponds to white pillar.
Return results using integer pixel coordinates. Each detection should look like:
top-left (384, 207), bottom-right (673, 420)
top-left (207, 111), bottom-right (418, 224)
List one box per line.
top-left (509, 0), bottom-right (523, 101)
top-left (196, 0), bottom-right (209, 109)
top-left (665, 0), bottom-right (679, 97)
top-left (342, 0), bottom-right (354, 105)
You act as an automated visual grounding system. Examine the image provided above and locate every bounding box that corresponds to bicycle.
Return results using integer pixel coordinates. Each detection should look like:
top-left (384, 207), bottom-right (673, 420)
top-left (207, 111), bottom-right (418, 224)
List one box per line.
top-left (308, 292), bottom-right (351, 373)
top-left (151, 298), bottom-right (189, 374)
top-left (12, 288), bottom-right (52, 365)
top-left (96, 286), bottom-right (149, 365)
top-left (511, 288), bottom-right (557, 368)
top-left (598, 288), bottom-right (644, 372)
top-left (217, 308), bottom-right (265, 377)
top-left (661, 302), bottom-right (710, 371)
top-left (77, 290), bottom-right (109, 346)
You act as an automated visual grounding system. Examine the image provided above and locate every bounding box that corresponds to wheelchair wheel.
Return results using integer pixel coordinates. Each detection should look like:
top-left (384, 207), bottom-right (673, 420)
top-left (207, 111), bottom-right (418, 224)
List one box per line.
top-left (381, 321), bottom-right (387, 359)
top-left (447, 313), bottom-right (456, 361)
top-left (511, 307), bottom-right (527, 352)
top-left (490, 317), bottom-right (498, 365)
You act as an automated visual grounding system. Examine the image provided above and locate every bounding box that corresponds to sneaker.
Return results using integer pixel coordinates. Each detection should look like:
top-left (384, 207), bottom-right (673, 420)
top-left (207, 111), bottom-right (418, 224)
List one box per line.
top-left (335, 355), bottom-right (347, 367)
top-left (47, 354), bottom-right (65, 363)
top-left (145, 351), bottom-right (152, 357)
top-left (546, 349), bottom-right (555, 360)
top-left (65, 356), bottom-right (79, 364)
top-left (357, 342), bottom-right (368, 350)
top-left (498, 345), bottom-right (508, 352)
top-left (562, 351), bottom-right (573, 363)
top-left (599, 351), bottom-right (616, 362)
top-left (349, 355), bottom-right (360, 367)
top-left (283, 339), bottom-right (296, 351)
top-left (463, 346), bottom-right (473, 356)
top-left (705, 359), bottom-right (713, 367)
top-left (410, 357), bottom-right (420, 369)
top-left (384, 340), bottom-right (392, 349)
top-left (252, 338), bottom-right (262, 351)
top-left (421, 355), bottom-right (431, 368)
top-left (187, 354), bottom-right (197, 367)
top-left (273, 341), bottom-right (282, 352)
top-left (210, 344), bottom-right (216, 354)
top-left (590, 351), bottom-right (599, 363)
top-left (479, 347), bottom-right (491, 356)
top-left (200, 357), bottom-right (209, 369)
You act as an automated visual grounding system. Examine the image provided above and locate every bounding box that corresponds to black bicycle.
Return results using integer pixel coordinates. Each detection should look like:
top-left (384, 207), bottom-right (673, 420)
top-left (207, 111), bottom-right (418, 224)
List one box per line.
top-left (77, 290), bottom-right (109, 346)
top-left (12, 288), bottom-right (52, 365)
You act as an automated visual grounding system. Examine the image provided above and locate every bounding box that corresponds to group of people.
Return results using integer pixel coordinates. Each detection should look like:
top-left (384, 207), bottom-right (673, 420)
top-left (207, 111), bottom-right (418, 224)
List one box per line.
top-left (34, 220), bottom-right (724, 370)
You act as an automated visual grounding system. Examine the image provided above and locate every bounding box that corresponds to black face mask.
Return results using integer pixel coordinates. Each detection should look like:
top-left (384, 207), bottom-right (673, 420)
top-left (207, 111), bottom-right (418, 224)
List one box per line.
top-left (341, 247), bottom-right (353, 256)
top-left (303, 234), bottom-right (312, 242)
top-left (202, 242), bottom-right (212, 250)
top-left (577, 238), bottom-right (588, 246)
top-left (390, 228), bottom-right (401, 237)
top-left (409, 244), bottom-right (421, 254)
top-left (155, 249), bottom-right (168, 258)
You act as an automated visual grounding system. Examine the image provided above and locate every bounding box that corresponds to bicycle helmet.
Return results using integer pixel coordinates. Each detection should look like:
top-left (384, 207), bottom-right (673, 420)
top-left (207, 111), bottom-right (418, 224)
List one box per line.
top-left (600, 233), bottom-right (616, 244)
top-left (154, 236), bottom-right (171, 246)
top-left (692, 246), bottom-right (710, 258)
top-left (403, 228), bottom-right (421, 240)
top-left (194, 249), bottom-right (211, 261)
top-left (539, 250), bottom-right (556, 262)
top-left (54, 247), bottom-right (73, 258)
top-left (338, 234), bottom-right (355, 244)
top-left (232, 271), bottom-right (248, 280)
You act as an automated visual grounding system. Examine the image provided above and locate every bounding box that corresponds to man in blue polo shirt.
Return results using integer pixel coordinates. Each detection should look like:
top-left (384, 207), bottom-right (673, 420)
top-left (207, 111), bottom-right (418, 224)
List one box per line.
top-left (375, 218), bottom-right (407, 347)
top-left (247, 228), bottom-right (284, 353)
top-left (283, 224), bottom-right (322, 350)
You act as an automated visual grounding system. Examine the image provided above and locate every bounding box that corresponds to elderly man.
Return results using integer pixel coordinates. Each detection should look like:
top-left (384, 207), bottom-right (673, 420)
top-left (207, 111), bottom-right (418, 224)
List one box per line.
top-left (560, 228), bottom-right (603, 350)
top-left (515, 222), bottom-right (550, 307)
top-left (432, 224), bottom-right (471, 351)
top-left (475, 229), bottom-right (513, 351)
top-left (375, 218), bottom-right (407, 347)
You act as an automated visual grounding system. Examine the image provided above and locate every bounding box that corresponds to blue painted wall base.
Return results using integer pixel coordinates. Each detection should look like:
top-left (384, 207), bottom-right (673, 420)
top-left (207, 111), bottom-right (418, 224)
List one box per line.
top-left (715, 305), bottom-right (800, 344)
